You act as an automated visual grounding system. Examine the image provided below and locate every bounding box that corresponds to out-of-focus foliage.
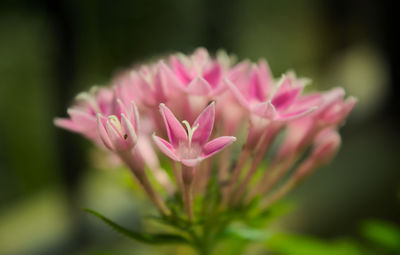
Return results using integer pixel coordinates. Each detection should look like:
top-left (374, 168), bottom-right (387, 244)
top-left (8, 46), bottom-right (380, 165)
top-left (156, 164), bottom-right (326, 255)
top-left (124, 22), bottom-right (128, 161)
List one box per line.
top-left (0, 0), bottom-right (398, 254)
top-left (266, 233), bottom-right (364, 255)
top-left (361, 220), bottom-right (400, 254)
top-left (264, 220), bottom-right (400, 255)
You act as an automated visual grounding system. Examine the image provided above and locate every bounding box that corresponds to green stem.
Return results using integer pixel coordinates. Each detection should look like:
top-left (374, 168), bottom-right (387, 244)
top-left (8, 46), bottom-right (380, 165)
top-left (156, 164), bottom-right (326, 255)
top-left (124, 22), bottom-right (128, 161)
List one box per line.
top-left (182, 165), bottom-right (195, 221)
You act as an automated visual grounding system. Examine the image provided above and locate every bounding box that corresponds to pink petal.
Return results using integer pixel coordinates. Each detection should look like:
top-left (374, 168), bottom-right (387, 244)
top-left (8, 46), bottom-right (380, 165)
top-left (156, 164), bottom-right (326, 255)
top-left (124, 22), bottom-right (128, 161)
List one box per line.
top-left (202, 136), bottom-right (236, 158)
top-left (96, 114), bottom-right (113, 150)
top-left (271, 86), bottom-right (302, 112)
top-left (136, 74), bottom-right (157, 106)
top-left (203, 64), bottom-right (222, 88)
top-left (192, 48), bottom-right (209, 65)
top-left (181, 158), bottom-right (203, 167)
top-left (159, 103), bottom-right (188, 147)
top-left (186, 77), bottom-right (212, 95)
top-left (171, 56), bottom-right (191, 84)
top-left (227, 60), bottom-right (251, 82)
top-left (130, 101), bottom-right (140, 131)
top-left (275, 75), bottom-right (292, 92)
top-left (152, 134), bottom-right (180, 161)
top-left (158, 61), bottom-right (185, 91)
top-left (114, 98), bottom-right (127, 118)
top-left (136, 136), bottom-right (160, 169)
top-left (96, 88), bottom-right (114, 115)
top-left (113, 75), bottom-right (139, 108)
top-left (321, 96), bottom-right (357, 125)
top-left (257, 60), bottom-right (273, 89)
top-left (277, 106), bottom-right (317, 121)
top-left (68, 108), bottom-right (96, 130)
top-left (192, 101), bottom-right (215, 145)
top-left (343, 97), bottom-right (357, 115)
top-left (225, 78), bottom-right (251, 110)
top-left (249, 67), bottom-right (267, 102)
top-left (323, 87), bottom-right (345, 106)
top-left (54, 118), bottom-right (82, 133)
top-left (152, 69), bottom-right (168, 102)
top-left (253, 102), bottom-right (277, 119)
top-left (294, 93), bottom-right (322, 109)
top-left (106, 120), bottom-right (126, 151)
top-left (121, 114), bottom-right (137, 148)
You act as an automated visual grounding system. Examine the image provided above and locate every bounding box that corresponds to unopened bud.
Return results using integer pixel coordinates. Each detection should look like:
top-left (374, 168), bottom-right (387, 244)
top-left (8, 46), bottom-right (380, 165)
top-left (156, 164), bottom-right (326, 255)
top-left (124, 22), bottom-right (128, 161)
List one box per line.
top-left (294, 128), bottom-right (341, 181)
top-left (311, 128), bottom-right (341, 165)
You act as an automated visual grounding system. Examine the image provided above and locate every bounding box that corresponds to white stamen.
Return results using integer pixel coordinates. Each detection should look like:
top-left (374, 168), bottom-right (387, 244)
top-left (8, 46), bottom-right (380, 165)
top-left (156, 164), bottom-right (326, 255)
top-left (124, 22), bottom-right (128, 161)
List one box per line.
top-left (182, 120), bottom-right (199, 148)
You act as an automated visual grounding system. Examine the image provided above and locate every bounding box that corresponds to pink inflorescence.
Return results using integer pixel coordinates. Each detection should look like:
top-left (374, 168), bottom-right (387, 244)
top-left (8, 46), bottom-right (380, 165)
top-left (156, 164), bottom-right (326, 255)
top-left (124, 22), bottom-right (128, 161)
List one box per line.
top-left (55, 48), bottom-right (356, 218)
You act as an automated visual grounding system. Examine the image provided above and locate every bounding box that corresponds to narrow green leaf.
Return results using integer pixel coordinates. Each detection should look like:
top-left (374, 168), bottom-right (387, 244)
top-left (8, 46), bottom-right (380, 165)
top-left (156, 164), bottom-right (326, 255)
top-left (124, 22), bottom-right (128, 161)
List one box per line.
top-left (84, 208), bottom-right (189, 245)
top-left (224, 225), bottom-right (273, 241)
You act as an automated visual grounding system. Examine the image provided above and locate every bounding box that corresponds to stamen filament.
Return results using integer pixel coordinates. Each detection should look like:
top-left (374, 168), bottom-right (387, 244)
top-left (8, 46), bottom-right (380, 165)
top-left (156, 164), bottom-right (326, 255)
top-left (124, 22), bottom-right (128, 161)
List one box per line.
top-left (182, 120), bottom-right (199, 148)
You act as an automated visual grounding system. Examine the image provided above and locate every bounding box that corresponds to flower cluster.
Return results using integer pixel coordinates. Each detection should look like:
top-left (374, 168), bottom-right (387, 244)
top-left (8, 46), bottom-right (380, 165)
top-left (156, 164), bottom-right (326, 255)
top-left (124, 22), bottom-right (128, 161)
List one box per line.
top-left (55, 48), bottom-right (356, 220)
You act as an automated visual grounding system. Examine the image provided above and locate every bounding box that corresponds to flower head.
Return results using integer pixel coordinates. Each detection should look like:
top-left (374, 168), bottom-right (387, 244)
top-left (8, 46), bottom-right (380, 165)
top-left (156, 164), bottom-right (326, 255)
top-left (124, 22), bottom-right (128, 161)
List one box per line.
top-left (97, 99), bottom-right (139, 152)
top-left (153, 102), bottom-right (236, 167)
top-left (54, 87), bottom-right (113, 143)
top-left (55, 47), bottom-right (357, 227)
top-left (226, 63), bottom-right (317, 122)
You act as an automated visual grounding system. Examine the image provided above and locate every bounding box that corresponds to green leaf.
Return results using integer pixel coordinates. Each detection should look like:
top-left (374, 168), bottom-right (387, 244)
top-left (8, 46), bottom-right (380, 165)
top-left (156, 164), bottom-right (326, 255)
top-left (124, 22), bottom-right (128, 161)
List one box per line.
top-left (224, 224), bottom-right (273, 241)
top-left (266, 233), bottom-right (363, 255)
top-left (84, 208), bottom-right (189, 245)
top-left (361, 220), bottom-right (400, 252)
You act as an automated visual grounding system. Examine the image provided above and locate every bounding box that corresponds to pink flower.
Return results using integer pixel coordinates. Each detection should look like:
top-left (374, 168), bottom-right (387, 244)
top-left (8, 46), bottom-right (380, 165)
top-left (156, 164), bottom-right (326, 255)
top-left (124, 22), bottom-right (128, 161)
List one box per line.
top-left (152, 102), bottom-right (236, 167)
top-left (114, 61), bottom-right (181, 108)
top-left (169, 48), bottom-right (228, 97)
top-left (54, 87), bottom-right (114, 143)
top-left (226, 63), bottom-right (317, 121)
top-left (97, 99), bottom-right (139, 152)
top-left (54, 47), bottom-right (358, 214)
top-left (276, 88), bottom-right (356, 160)
top-left (316, 88), bottom-right (358, 127)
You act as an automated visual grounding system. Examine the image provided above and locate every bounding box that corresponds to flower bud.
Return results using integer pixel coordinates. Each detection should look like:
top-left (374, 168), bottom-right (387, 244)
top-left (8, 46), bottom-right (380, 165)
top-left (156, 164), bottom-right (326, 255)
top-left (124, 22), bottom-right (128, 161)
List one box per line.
top-left (311, 128), bottom-right (341, 165)
top-left (294, 128), bottom-right (341, 181)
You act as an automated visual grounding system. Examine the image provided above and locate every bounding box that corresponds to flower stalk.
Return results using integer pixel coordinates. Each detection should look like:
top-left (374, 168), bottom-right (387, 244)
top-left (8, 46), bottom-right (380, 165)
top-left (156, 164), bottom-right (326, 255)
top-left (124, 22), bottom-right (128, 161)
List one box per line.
top-left (118, 150), bottom-right (171, 216)
top-left (182, 164), bottom-right (196, 221)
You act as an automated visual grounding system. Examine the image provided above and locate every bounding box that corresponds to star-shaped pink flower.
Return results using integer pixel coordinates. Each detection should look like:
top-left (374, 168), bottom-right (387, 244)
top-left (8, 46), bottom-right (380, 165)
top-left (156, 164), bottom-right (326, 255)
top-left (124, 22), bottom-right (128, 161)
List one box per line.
top-left (97, 99), bottom-right (139, 152)
top-left (152, 102), bottom-right (236, 167)
top-left (226, 62), bottom-right (317, 122)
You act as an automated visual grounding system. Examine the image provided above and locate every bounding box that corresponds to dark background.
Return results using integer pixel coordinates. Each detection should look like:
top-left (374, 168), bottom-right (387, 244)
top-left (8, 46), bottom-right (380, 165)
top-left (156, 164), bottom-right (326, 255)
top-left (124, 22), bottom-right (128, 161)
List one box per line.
top-left (0, 0), bottom-right (399, 254)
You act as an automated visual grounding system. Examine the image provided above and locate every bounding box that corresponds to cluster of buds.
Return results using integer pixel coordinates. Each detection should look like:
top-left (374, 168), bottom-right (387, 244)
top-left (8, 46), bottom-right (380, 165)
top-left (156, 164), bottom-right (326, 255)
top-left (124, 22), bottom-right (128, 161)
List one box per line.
top-left (55, 48), bottom-right (356, 220)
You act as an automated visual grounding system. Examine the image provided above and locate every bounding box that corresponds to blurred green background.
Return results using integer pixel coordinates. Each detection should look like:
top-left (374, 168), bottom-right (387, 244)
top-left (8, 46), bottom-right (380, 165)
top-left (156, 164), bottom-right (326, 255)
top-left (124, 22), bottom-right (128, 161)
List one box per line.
top-left (0, 0), bottom-right (399, 254)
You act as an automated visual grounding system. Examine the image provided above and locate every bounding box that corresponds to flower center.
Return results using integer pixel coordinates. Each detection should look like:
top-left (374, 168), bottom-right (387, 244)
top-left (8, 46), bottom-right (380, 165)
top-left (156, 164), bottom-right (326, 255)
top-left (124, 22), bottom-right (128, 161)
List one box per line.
top-left (177, 142), bottom-right (202, 159)
top-left (108, 115), bottom-right (124, 136)
top-left (182, 120), bottom-right (199, 148)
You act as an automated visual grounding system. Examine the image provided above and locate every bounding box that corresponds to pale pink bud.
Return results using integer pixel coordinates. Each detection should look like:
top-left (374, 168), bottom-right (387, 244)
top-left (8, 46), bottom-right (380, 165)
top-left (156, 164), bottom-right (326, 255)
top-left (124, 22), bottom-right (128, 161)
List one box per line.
top-left (294, 129), bottom-right (341, 180)
top-left (311, 128), bottom-right (341, 165)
